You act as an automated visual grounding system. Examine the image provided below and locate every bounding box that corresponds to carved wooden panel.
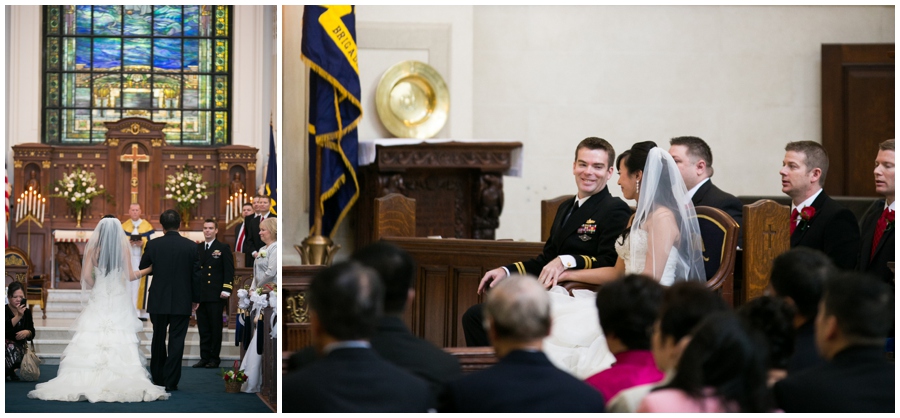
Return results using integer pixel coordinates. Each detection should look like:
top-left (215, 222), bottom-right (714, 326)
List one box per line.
top-left (742, 200), bottom-right (790, 303)
top-left (373, 193), bottom-right (416, 241)
top-left (282, 265), bottom-right (323, 352)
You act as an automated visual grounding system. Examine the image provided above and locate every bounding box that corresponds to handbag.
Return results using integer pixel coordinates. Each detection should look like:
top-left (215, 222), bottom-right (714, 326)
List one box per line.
top-left (5, 339), bottom-right (24, 371)
top-left (18, 340), bottom-right (40, 382)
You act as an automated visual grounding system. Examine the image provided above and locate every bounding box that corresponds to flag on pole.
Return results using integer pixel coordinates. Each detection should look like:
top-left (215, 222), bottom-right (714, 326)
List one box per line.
top-left (264, 123), bottom-right (277, 216)
top-left (301, 5), bottom-right (361, 239)
top-left (5, 166), bottom-right (10, 247)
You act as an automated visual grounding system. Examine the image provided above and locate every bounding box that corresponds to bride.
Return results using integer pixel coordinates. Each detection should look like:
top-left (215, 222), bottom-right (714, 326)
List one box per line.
top-left (542, 141), bottom-right (706, 378)
top-left (28, 217), bottom-right (170, 402)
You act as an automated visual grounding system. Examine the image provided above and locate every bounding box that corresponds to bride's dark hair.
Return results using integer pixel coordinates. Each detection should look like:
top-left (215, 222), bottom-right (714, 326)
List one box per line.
top-left (617, 141), bottom-right (658, 243)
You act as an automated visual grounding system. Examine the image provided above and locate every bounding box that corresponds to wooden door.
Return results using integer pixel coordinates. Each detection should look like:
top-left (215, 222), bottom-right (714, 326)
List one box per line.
top-left (822, 44), bottom-right (895, 197)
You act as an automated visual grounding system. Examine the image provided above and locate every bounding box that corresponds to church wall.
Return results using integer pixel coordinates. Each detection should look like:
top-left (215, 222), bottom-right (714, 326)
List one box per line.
top-left (5, 6), bottom-right (276, 195)
top-left (473, 6), bottom-right (895, 242)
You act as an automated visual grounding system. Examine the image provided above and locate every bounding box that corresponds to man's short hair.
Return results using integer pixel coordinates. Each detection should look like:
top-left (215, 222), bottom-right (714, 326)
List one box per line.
top-left (575, 137), bottom-right (616, 168)
top-left (484, 276), bottom-right (551, 341)
top-left (160, 209), bottom-right (181, 231)
top-left (822, 272), bottom-right (894, 345)
top-left (351, 242), bottom-right (416, 315)
top-left (658, 281), bottom-right (729, 342)
top-left (309, 261), bottom-right (384, 341)
top-left (203, 218), bottom-right (217, 226)
top-left (879, 139), bottom-right (895, 152)
top-left (257, 194), bottom-right (270, 202)
top-left (670, 136), bottom-right (714, 175)
top-left (243, 202), bottom-right (254, 208)
top-left (769, 247), bottom-right (834, 320)
top-left (785, 141), bottom-right (829, 187)
top-left (596, 274), bottom-right (664, 350)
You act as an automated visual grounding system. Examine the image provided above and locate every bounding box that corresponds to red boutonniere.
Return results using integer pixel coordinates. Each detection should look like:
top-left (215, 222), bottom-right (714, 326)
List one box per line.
top-left (798, 206), bottom-right (816, 231)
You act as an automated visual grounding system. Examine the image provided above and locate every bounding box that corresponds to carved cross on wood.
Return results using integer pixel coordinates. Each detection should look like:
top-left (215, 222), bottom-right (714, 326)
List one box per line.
top-left (763, 223), bottom-right (778, 250)
top-left (120, 143), bottom-right (150, 204)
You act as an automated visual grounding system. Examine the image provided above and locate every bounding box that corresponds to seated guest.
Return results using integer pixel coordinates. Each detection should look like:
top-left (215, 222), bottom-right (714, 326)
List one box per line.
top-left (638, 312), bottom-right (774, 413)
top-left (283, 262), bottom-right (432, 413)
top-left (668, 136), bottom-right (744, 245)
top-left (780, 140), bottom-right (860, 269)
top-left (768, 247), bottom-right (835, 374)
top-left (857, 139), bottom-right (894, 285)
top-left (737, 296), bottom-right (795, 386)
top-left (289, 242), bottom-right (462, 402)
top-left (441, 276), bottom-right (606, 413)
top-left (774, 272), bottom-right (895, 412)
top-left (584, 274), bottom-right (665, 402)
top-left (607, 281), bottom-right (729, 412)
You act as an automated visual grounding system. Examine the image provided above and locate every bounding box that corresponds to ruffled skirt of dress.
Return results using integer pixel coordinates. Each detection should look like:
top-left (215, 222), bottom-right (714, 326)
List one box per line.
top-left (542, 285), bottom-right (615, 379)
top-left (27, 275), bottom-right (169, 403)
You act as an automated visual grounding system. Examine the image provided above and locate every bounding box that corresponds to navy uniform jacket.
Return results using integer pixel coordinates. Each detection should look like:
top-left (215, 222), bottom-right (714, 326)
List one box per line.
top-left (441, 350), bottom-right (606, 413)
top-left (856, 199), bottom-right (894, 285)
top-left (791, 192), bottom-right (860, 270)
top-left (692, 179), bottom-right (744, 246)
top-left (195, 239), bottom-right (234, 303)
top-left (507, 186), bottom-right (630, 276)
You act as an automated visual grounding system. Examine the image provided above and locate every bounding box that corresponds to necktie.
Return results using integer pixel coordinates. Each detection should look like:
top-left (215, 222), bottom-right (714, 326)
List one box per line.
top-left (206, 243), bottom-right (211, 251)
top-left (871, 208), bottom-right (891, 260)
top-left (563, 199), bottom-right (580, 226)
top-left (790, 208), bottom-right (799, 234)
top-left (236, 225), bottom-right (245, 252)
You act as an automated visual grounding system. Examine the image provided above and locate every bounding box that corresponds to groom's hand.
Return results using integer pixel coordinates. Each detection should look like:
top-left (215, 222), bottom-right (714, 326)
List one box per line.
top-left (192, 302), bottom-right (199, 312)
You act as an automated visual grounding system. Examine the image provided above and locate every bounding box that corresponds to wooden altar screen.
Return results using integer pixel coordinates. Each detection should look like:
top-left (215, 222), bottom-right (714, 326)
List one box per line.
top-left (356, 141), bottom-right (522, 249)
top-left (10, 117), bottom-right (257, 284)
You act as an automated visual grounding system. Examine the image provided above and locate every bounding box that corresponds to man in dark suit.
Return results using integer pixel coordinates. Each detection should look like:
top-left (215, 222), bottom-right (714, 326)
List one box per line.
top-left (442, 276), bottom-right (605, 412)
top-left (139, 209), bottom-right (200, 391)
top-left (193, 219), bottom-right (234, 369)
top-left (668, 136), bottom-right (743, 245)
top-left (462, 137), bottom-right (631, 346)
top-left (768, 248), bottom-right (836, 374)
top-left (283, 262), bottom-right (432, 412)
top-left (233, 202), bottom-right (254, 267)
top-left (288, 242), bottom-right (461, 401)
top-left (242, 195), bottom-right (276, 266)
top-left (857, 139), bottom-right (894, 285)
top-left (781, 141), bottom-right (860, 269)
top-left (774, 272), bottom-right (894, 412)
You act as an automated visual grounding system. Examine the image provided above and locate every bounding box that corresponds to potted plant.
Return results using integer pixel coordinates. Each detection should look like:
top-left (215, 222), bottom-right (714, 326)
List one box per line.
top-left (49, 167), bottom-right (105, 228)
top-left (219, 360), bottom-right (248, 393)
top-left (163, 165), bottom-right (210, 228)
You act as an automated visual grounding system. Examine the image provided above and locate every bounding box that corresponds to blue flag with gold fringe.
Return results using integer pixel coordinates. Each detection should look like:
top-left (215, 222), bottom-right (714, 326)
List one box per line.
top-left (301, 5), bottom-right (361, 238)
top-left (265, 124), bottom-right (277, 216)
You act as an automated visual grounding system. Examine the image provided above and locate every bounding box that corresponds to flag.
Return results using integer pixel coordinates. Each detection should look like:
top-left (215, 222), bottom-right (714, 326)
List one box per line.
top-left (301, 5), bottom-right (361, 239)
top-left (5, 166), bottom-right (10, 247)
top-left (264, 124), bottom-right (277, 216)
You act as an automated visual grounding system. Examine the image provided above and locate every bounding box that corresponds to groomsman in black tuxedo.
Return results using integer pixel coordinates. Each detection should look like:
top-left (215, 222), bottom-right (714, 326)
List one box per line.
top-left (462, 137), bottom-right (631, 346)
top-left (668, 136), bottom-right (744, 245)
top-left (780, 141), bottom-right (860, 270)
top-left (139, 210), bottom-right (200, 391)
top-left (234, 203), bottom-right (254, 267)
top-left (857, 139), bottom-right (895, 285)
top-left (193, 219), bottom-right (234, 369)
top-left (242, 195), bottom-right (276, 266)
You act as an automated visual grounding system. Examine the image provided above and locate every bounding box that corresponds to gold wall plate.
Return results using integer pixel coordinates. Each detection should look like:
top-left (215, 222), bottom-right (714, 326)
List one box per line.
top-left (375, 60), bottom-right (449, 139)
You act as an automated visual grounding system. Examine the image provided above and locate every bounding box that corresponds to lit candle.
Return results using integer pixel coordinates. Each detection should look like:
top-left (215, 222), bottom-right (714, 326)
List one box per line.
top-left (226, 201), bottom-right (231, 222)
top-left (26, 191), bottom-right (31, 215)
top-left (16, 198), bottom-right (21, 220)
top-left (40, 198), bottom-right (46, 223)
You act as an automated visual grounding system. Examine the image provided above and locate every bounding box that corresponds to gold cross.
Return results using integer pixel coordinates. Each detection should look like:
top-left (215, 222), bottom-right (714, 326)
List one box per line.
top-left (120, 143), bottom-right (150, 204)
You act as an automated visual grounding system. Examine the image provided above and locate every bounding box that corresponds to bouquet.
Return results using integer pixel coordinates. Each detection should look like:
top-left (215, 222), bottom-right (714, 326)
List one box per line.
top-left (219, 360), bottom-right (248, 383)
top-left (50, 167), bottom-right (105, 212)
top-left (164, 165), bottom-right (210, 214)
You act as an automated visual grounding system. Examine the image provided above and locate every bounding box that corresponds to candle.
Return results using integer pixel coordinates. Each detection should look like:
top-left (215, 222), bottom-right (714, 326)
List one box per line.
top-left (16, 198), bottom-right (21, 220)
top-left (226, 201), bottom-right (231, 222)
top-left (40, 198), bottom-right (46, 223)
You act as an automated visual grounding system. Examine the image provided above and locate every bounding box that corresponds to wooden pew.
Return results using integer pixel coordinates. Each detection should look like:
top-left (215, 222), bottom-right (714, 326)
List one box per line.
top-left (740, 199), bottom-right (790, 303)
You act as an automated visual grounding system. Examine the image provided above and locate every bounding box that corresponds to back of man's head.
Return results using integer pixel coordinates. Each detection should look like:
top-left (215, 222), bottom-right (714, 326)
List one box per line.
top-left (596, 274), bottom-right (664, 350)
top-left (769, 247), bottom-right (835, 321)
top-left (351, 242), bottom-right (416, 315)
top-left (821, 272), bottom-right (894, 347)
top-left (670, 136), bottom-right (714, 176)
top-left (160, 209), bottom-right (181, 231)
top-left (658, 281), bottom-right (729, 342)
top-left (484, 276), bottom-right (551, 343)
top-left (309, 261), bottom-right (384, 341)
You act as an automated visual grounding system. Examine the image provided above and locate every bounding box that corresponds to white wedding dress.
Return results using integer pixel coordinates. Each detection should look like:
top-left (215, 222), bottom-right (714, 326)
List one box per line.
top-left (542, 230), bottom-right (683, 379)
top-left (28, 267), bottom-right (169, 403)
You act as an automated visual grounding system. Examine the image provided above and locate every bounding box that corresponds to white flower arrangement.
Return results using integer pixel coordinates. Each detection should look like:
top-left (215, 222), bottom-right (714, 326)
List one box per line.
top-left (164, 165), bottom-right (209, 214)
top-left (258, 249), bottom-right (267, 259)
top-left (50, 167), bottom-right (105, 212)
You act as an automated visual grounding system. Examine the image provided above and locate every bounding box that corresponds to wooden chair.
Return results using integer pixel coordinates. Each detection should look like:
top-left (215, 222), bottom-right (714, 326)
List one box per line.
top-left (373, 193), bottom-right (417, 241)
top-left (5, 246), bottom-right (49, 319)
top-left (695, 206), bottom-right (739, 307)
top-left (443, 346), bottom-right (498, 374)
top-left (741, 199), bottom-right (790, 304)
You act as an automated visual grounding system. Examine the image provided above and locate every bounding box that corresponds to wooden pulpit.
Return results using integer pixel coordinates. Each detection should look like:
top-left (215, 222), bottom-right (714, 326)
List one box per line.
top-left (356, 140), bottom-right (522, 248)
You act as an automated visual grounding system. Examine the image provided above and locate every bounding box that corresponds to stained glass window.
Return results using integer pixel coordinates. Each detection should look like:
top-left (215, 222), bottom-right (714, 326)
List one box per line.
top-left (42, 6), bottom-right (232, 145)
